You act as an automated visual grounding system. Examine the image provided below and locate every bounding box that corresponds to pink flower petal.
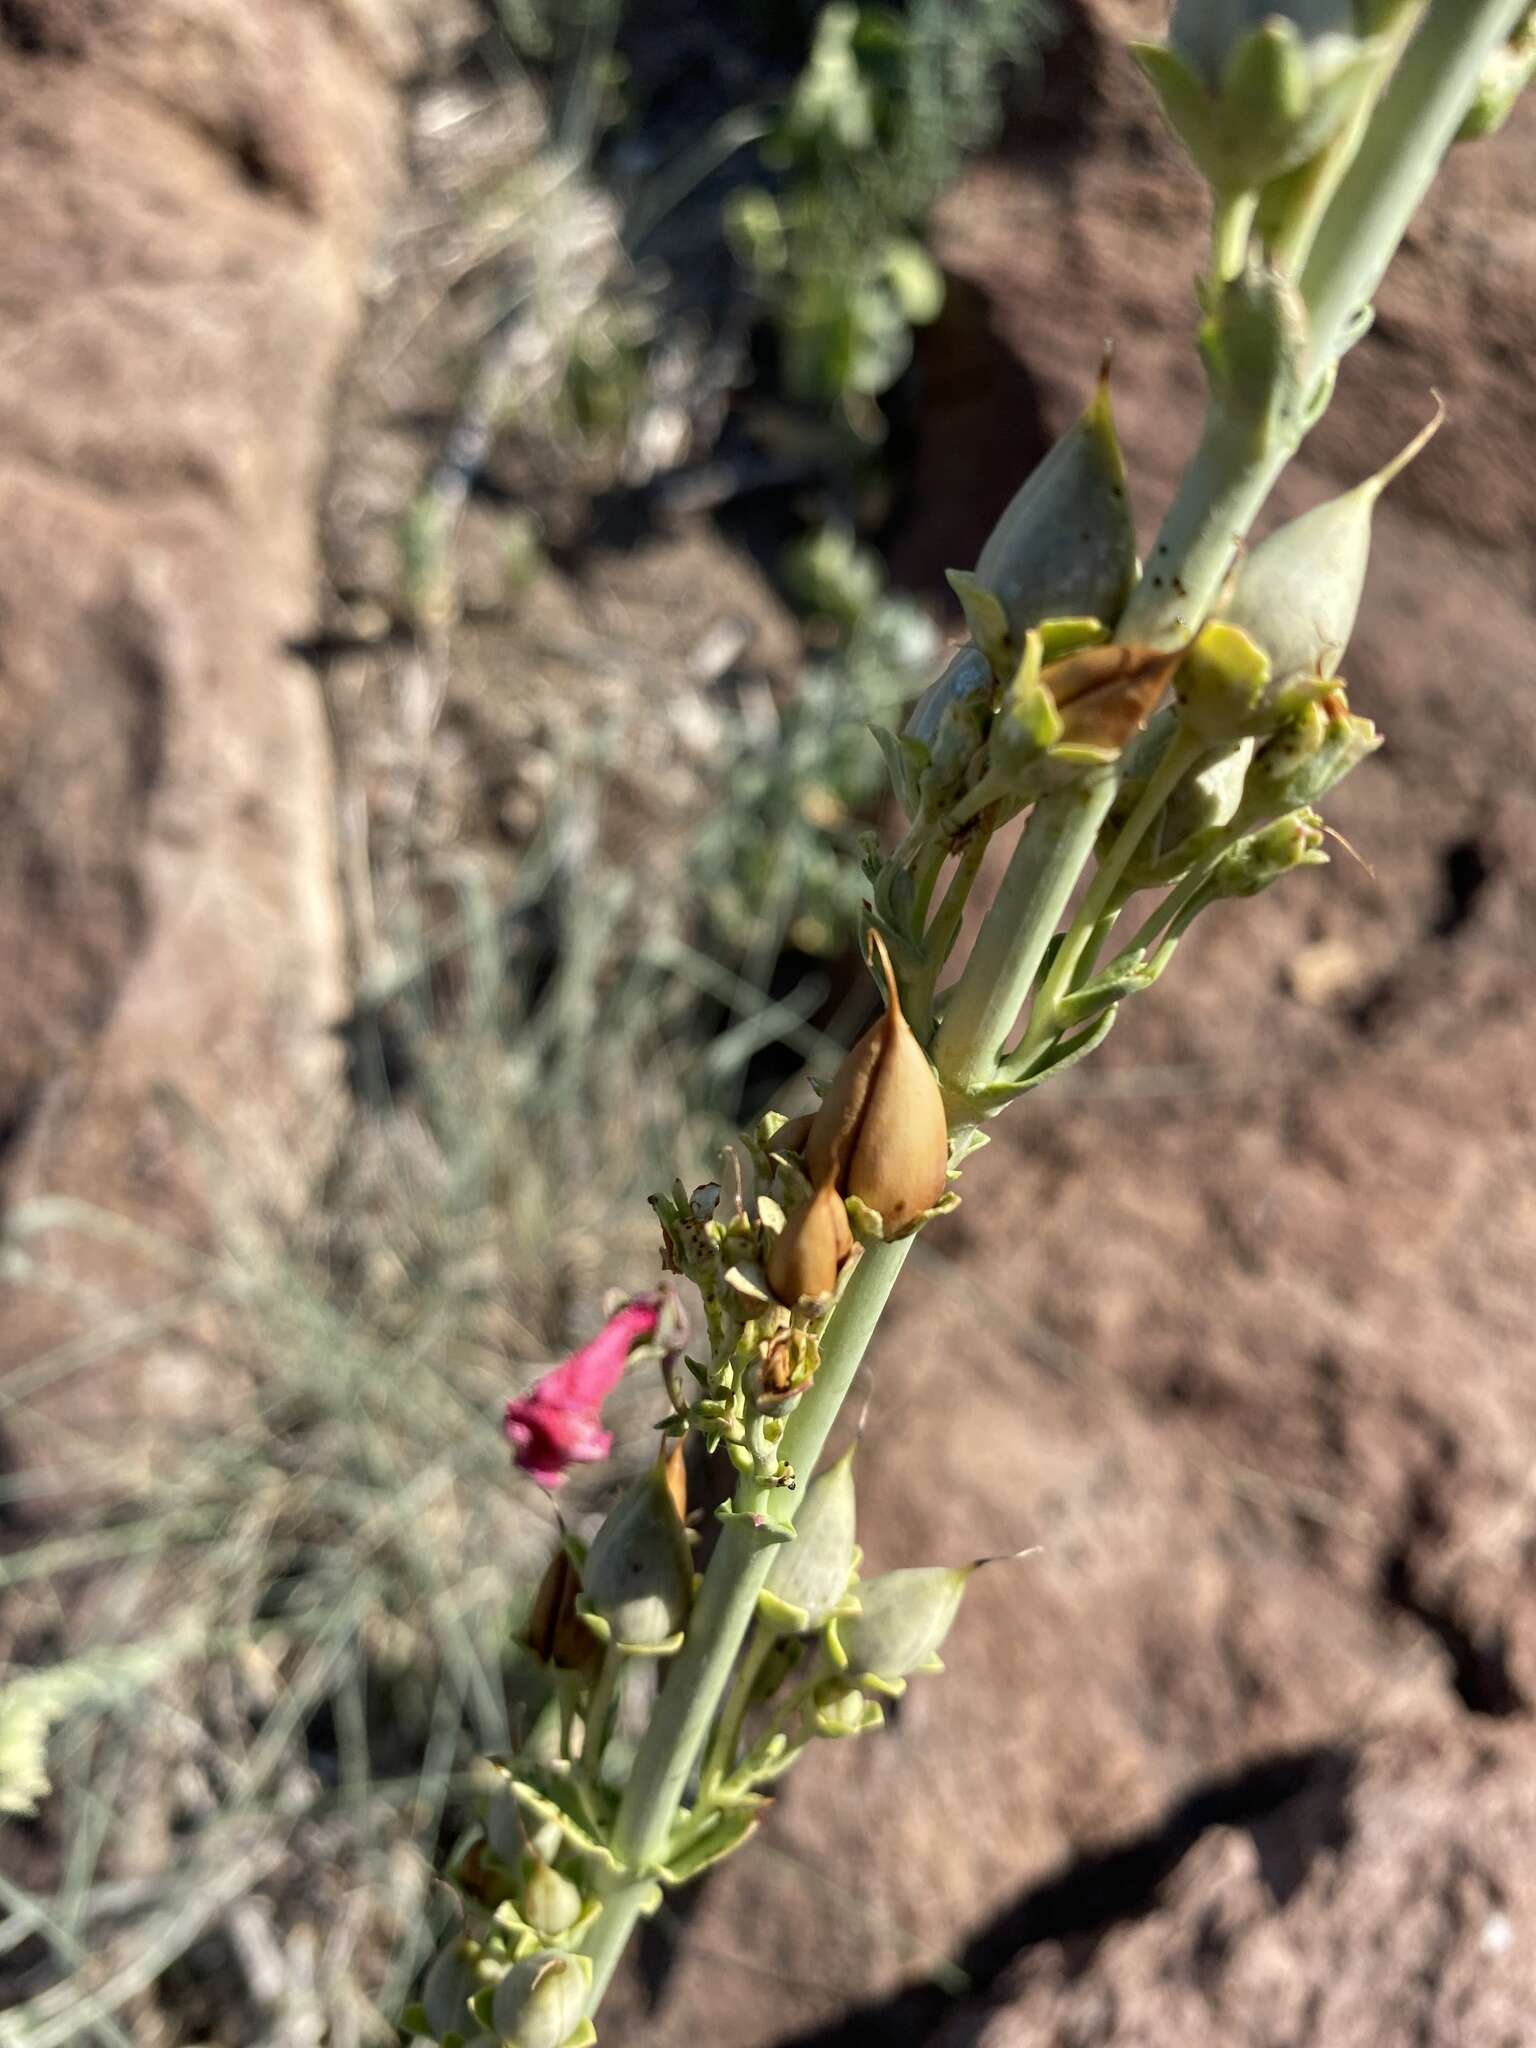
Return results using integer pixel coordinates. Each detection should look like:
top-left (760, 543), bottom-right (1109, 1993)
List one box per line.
top-left (504, 1294), bottom-right (661, 1490)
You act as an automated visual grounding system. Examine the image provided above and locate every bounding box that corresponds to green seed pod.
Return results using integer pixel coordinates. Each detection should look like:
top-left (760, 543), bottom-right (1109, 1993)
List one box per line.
top-left (959, 363), bottom-right (1137, 677)
top-left (804, 931), bottom-right (949, 1236)
top-left (1209, 809), bottom-right (1328, 897)
top-left (765, 1178), bottom-right (853, 1309)
top-left (1220, 403), bottom-right (1442, 687)
top-left (580, 1466), bottom-right (692, 1653)
top-left (840, 1564), bottom-right (974, 1690)
top-left (759, 1446), bottom-right (858, 1634)
top-left (421, 1940), bottom-right (484, 2042)
top-left (1133, 9), bottom-right (1384, 196)
top-left (520, 1855), bottom-right (584, 1940)
top-left (489, 1951), bottom-right (592, 2048)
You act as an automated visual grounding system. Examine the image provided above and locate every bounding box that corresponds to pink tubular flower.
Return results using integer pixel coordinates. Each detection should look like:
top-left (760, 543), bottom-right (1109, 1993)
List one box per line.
top-left (504, 1296), bottom-right (661, 1489)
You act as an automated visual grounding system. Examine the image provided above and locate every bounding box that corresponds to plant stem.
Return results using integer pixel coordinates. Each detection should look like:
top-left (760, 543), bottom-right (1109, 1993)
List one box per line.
top-left (1016, 731), bottom-right (1205, 1064)
top-left (700, 1618), bottom-right (777, 1793)
top-left (930, 778), bottom-right (1119, 1107)
top-left (581, 1236), bottom-right (914, 2008)
top-left (1120, 0), bottom-right (1523, 653)
top-left (576, 10), bottom-right (1522, 2024)
top-left (1211, 189), bottom-right (1257, 282)
top-left (1301, 0), bottom-right (1528, 374)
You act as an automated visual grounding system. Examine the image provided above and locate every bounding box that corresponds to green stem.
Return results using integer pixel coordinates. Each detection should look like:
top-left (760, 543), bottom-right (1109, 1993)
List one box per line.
top-left (1120, 0), bottom-right (1523, 653)
top-left (1211, 189), bottom-right (1257, 282)
top-left (580, 1236), bottom-right (914, 2010)
top-left (579, 1647), bottom-right (622, 1805)
top-left (1300, 0), bottom-right (1528, 374)
top-left (930, 778), bottom-right (1118, 1106)
top-left (700, 1618), bottom-right (777, 1794)
top-left (575, 12), bottom-right (1523, 2025)
top-left (1017, 731), bottom-right (1204, 1063)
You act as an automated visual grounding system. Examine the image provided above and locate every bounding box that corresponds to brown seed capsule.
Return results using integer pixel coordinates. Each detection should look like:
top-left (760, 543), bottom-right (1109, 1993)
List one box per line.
top-left (805, 932), bottom-right (949, 1235)
top-left (521, 1545), bottom-right (602, 1677)
top-left (765, 1177), bottom-right (853, 1308)
top-left (659, 1437), bottom-right (688, 1523)
top-left (767, 1111), bottom-right (815, 1163)
top-left (1046, 642), bottom-right (1186, 752)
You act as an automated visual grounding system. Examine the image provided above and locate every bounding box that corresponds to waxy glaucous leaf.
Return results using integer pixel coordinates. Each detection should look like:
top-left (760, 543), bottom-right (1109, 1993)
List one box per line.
top-left (759, 1446), bottom-right (859, 1634)
top-left (580, 1465), bottom-right (692, 1654)
top-left (1219, 403), bottom-right (1442, 686)
top-left (1134, 4), bottom-right (1386, 196)
top-left (951, 365), bottom-right (1137, 680)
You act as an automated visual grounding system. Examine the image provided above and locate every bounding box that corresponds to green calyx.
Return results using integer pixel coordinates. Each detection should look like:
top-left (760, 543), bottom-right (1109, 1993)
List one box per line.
top-left (1208, 808), bottom-right (1329, 897)
top-left (758, 1445), bottom-right (860, 1636)
top-left (1134, 10), bottom-right (1386, 197)
top-left (579, 1467), bottom-right (693, 1656)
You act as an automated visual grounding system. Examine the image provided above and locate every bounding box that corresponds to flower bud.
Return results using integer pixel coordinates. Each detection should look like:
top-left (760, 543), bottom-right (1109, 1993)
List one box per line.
top-left (520, 1546), bottom-right (602, 1679)
top-left (580, 1466), bottom-right (692, 1653)
top-left (1134, 7), bottom-right (1384, 196)
top-left (960, 362), bottom-right (1137, 675)
top-left (803, 931), bottom-right (949, 1236)
top-left (1459, 15), bottom-right (1536, 141)
top-left (759, 1446), bottom-right (858, 1634)
top-left (421, 1940), bottom-right (485, 2041)
top-left (765, 1178), bottom-right (853, 1309)
top-left (1220, 403), bottom-right (1441, 687)
top-left (1230, 692), bottom-right (1380, 831)
top-left (1209, 808), bottom-right (1328, 897)
top-left (489, 1951), bottom-right (592, 2048)
top-left (520, 1855), bottom-right (584, 1939)
top-left (840, 1564), bottom-right (973, 1689)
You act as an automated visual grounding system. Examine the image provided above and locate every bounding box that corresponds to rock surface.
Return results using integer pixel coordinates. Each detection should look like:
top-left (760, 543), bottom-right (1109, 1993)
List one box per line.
top-left (606, 8), bottom-right (1536, 2044)
top-left (0, 2), bottom-right (436, 1443)
top-left (934, 1724), bottom-right (1536, 2048)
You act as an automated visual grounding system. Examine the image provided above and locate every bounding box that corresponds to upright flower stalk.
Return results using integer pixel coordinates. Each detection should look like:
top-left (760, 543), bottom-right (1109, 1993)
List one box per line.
top-left (408, 8), bottom-right (1529, 2040)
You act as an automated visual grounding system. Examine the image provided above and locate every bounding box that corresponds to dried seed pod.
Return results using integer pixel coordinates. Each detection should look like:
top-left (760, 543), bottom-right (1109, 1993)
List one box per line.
top-left (804, 932), bottom-right (949, 1235)
top-left (765, 1178), bottom-right (853, 1309)
top-left (521, 1545), bottom-right (602, 1679)
top-left (659, 1437), bottom-right (688, 1524)
top-left (1046, 640), bottom-right (1186, 752)
top-left (766, 1111), bottom-right (815, 1164)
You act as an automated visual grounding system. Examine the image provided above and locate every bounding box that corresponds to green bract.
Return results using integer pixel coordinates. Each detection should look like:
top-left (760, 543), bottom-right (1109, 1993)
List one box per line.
top-left (1134, 7), bottom-right (1386, 196)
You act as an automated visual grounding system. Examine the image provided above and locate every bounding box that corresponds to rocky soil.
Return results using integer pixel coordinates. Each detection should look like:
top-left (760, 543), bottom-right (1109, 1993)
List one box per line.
top-left (3, 2), bottom-right (1535, 2045)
